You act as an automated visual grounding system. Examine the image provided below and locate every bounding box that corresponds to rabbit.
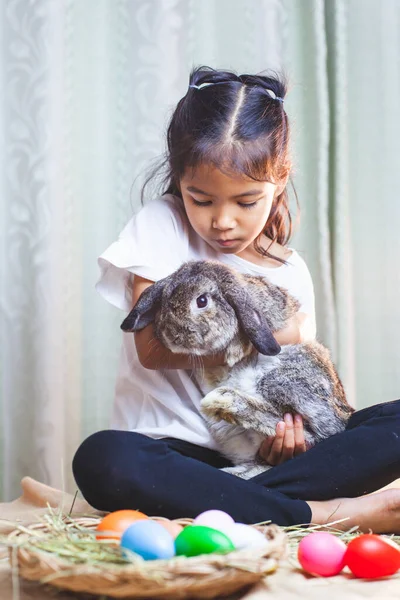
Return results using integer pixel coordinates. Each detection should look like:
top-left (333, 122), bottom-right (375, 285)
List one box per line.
top-left (121, 260), bottom-right (354, 479)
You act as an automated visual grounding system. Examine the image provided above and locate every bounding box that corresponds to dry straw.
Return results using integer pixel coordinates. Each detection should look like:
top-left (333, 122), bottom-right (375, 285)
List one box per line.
top-left (3, 508), bottom-right (287, 599)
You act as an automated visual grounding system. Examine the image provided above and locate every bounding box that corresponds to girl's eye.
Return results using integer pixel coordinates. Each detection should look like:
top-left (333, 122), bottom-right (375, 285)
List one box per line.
top-left (239, 201), bottom-right (258, 209)
top-left (191, 198), bottom-right (258, 209)
top-left (192, 199), bottom-right (211, 207)
top-left (196, 295), bottom-right (208, 308)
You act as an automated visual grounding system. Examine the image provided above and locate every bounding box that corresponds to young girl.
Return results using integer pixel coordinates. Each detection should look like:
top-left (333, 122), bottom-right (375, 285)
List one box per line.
top-left (73, 67), bottom-right (400, 532)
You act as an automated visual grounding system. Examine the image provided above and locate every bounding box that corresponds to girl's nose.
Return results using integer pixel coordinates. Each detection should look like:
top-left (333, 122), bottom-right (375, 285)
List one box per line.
top-left (212, 210), bottom-right (236, 230)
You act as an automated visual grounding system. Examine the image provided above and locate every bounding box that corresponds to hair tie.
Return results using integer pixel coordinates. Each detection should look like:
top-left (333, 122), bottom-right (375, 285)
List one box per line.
top-left (189, 81), bottom-right (231, 90)
top-left (189, 81), bottom-right (284, 103)
top-left (265, 89), bottom-right (284, 103)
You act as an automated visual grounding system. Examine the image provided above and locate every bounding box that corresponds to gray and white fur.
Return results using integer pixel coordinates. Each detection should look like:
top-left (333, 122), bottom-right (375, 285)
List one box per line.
top-left (121, 261), bottom-right (354, 478)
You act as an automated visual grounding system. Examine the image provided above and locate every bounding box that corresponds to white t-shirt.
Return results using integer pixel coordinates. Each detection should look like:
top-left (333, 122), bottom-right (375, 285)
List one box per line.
top-left (96, 194), bottom-right (316, 449)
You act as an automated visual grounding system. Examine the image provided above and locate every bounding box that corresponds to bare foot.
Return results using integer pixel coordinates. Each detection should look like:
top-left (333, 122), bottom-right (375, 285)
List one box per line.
top-left (20, 477), bottom-right (72, 508)
top-left (0, 477), bottom-right (103, 536)
top-left (307, 489), bottom-right (400, 534)
top-left (20, 477), bottom-right (97, 513)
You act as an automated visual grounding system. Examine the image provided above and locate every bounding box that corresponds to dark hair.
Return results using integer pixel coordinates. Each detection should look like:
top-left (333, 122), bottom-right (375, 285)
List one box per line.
top-left (142, 66), bottom-right (298, 263)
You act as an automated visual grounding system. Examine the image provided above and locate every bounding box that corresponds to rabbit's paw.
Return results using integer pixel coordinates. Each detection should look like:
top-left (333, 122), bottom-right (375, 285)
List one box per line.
top-left (201, 387), bottom-right (240, 424)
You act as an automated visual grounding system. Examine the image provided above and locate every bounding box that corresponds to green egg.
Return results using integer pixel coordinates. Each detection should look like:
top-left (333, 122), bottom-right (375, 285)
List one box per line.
top-left (175, 525), bottom-right (235, 557)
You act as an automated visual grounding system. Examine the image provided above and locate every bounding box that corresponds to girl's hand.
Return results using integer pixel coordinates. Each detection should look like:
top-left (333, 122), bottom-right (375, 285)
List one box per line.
top-left (258, 413), bottom-right (307, 466)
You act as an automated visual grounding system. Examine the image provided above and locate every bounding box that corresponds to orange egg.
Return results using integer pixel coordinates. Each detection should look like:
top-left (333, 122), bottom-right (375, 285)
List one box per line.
top-left (96, 510), bottom-right (148, 540)
top-left (153, 519), bottom-right (184, 539)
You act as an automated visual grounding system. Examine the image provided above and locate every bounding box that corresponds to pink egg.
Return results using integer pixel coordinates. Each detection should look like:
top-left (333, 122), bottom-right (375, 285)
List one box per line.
top-left (193, 510), bottom-right (234, 533)
top-left (298, 532), bottom-right (347, 577)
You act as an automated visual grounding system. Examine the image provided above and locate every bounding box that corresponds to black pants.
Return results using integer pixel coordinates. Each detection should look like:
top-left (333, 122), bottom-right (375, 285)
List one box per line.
top-left (72, 399), bottom-right (400, 526)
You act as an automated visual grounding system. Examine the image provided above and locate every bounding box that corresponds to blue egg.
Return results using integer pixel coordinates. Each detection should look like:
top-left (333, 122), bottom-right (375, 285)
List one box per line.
top-left (120, 520), bottom-right (175, 561)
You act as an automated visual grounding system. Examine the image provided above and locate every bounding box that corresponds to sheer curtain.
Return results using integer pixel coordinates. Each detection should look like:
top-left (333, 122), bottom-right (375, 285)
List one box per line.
top-left (1, 0), bottom-right (399, 500)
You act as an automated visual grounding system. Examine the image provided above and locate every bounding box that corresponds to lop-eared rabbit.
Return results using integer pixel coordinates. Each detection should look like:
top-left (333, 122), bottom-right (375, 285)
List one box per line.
top-left (121, 261), bottom-right (353, 478)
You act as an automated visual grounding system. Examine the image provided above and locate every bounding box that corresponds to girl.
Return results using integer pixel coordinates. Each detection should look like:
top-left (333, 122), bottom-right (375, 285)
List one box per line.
top-left (73, 67), bottom-right (400, 532)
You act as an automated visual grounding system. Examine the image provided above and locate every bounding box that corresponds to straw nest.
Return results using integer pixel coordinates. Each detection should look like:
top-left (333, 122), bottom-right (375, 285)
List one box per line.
top-left (6, 512), bottom-right (288, 599)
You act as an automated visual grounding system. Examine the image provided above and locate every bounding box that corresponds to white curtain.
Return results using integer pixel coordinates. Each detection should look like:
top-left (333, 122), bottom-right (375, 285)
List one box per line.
top-left (1, 0), bottom-right (399, 500)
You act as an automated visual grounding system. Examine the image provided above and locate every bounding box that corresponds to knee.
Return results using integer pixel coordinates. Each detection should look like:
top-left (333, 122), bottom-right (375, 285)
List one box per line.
top-left (72, 430), bottom-right (143, 511)
top-left (380, 398), bottom-right (400, 416)
top-left (348, 399), bottom-right (400, 431)
top-left (72, 430), bottom-right (112, 510)
top-left (73, 430), bottom-right (111, 479)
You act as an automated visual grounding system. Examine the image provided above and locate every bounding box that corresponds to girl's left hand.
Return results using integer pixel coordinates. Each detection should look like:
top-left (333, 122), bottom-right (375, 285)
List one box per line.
top-left (258, 413), bottom-right (307, 466)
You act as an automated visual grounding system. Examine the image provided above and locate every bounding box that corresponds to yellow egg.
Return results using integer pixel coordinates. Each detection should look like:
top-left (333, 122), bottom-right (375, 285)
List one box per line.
top-left (153, 519), bottom-right (183, 539)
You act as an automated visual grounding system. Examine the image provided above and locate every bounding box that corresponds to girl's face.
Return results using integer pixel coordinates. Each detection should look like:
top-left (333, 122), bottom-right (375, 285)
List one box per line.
top-left (180, 164), bottom-right (278, 255)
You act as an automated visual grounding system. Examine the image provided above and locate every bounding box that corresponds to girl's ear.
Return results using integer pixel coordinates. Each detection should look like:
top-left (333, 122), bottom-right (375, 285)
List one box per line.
top-left (120, 280), bottom-right (165, 332)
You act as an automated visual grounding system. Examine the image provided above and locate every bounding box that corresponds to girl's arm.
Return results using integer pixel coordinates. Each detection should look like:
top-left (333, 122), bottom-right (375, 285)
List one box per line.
top-left (132, 275), bottom-right (313, 370)
top-left (132, 275), bottom-right (227, 370)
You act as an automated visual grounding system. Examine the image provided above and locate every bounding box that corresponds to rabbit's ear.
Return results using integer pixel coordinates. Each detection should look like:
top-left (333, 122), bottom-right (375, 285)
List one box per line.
top-left (120, 280), bottom-right (164, 332)
top-left (225, 289), bottom-right (281, 356)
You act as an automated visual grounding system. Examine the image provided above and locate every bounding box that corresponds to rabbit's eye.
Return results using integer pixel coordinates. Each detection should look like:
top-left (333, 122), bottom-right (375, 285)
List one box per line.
top-left (196, 295), bottom-right (208, 309)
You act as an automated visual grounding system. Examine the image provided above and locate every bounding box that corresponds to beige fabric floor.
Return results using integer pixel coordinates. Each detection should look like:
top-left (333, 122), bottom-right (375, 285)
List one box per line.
top-left (1, 477), bottom-right (400, 600)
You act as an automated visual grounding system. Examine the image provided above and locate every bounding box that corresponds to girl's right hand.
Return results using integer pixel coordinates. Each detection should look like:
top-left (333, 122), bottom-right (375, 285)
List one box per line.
top-left (258, 413), bottom-right (308, 466)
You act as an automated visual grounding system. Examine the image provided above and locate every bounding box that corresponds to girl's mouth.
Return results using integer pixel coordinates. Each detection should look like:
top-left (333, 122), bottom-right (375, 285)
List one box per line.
top-left (216, 239), bottom-right (239, 247)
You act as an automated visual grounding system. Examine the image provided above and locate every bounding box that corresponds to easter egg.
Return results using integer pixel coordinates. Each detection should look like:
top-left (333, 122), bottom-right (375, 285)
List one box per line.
top-left (175, 525), bottom-right (235, 557)
top-left (153, 519), bottom-right (183, 539)
top-left (345, 534), bottom-right (400, 579)
top-left (121, 520), bottom-right (175, 561)
top-left (96, 510), bottom-right (148, 540)
top-left (222, 523), bottom-right (268, 550)
top-left (298, 532), bottom-right (347, 577)
top-left (193, 510), bottom-right (235, 533)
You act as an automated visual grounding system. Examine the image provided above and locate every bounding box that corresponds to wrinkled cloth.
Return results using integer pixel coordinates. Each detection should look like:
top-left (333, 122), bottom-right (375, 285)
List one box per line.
top-left (1, 477), bottom-right (400, 599)
top-left (0, 559), bottom-right (400, 600)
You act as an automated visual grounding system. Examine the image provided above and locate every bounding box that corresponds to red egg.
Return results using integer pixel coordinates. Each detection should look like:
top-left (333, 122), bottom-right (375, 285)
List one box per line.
top-left (345, 534), bottom-right (400, 579)
top-left (96, 510), bottom-right (148, 540)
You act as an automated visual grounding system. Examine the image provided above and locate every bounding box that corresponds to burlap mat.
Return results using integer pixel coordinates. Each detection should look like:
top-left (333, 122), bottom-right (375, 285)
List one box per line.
top-left (1, 477), bottom-right (400, 599)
